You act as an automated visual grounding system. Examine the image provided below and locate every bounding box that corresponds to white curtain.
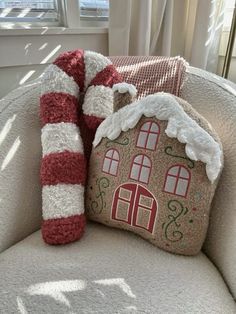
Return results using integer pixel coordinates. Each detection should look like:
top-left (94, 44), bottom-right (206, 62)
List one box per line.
top-left (108, 0), bottom-right (226, 73)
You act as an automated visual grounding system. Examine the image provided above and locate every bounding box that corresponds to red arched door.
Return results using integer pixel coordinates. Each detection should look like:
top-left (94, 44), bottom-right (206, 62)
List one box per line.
top-left (111, 183), bottom-right (157, 234)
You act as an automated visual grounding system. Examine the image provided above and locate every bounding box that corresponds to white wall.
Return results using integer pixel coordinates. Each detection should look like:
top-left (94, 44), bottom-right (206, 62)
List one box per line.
top-left (0, 27), bottom-right (108, 99)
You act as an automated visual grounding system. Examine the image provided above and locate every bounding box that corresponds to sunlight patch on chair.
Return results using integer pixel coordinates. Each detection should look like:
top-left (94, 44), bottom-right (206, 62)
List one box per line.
top-left (19, 71), bottom-right (36, 85)
top-left (1, 136), bottom-right (21, 171)
top-left (223, 83), bottom-right (236, 96)
top-left (0, 114), bottom-right (16, 147)
top-left (16, 296), bottom-right (28, 314)
top-left (94, 278), bottom-right (136, 299)
top-left (26, 280), bottom-right (86, 307)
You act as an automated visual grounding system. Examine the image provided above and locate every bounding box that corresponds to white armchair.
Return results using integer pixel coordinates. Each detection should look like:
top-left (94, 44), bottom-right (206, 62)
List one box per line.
top-left (0, 59), bottom-right (235, 313)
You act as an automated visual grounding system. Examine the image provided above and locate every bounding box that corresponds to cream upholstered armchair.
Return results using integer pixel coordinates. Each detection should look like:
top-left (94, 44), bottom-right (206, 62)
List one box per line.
top-left (0, 57), bottom-right (236, 313)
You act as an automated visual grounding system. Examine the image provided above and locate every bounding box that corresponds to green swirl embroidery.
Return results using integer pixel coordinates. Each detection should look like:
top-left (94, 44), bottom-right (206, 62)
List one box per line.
top-left (164, 146), bottom-right (195, 169)
top-left (89, 177), bottom-right (110, 214)
top-left (163, 200), bottom-right (189, 242)
top-left (105, 136), bottom-right (129, 148)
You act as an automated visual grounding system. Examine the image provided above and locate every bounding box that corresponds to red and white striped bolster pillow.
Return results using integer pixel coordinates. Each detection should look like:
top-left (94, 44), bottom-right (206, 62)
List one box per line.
top-left (40, 49), bottom-right (122, 245)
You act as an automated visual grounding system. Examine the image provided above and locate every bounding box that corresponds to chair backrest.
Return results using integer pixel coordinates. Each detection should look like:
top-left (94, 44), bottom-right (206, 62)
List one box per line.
top-left (0, 57), bottom-right (236, 299)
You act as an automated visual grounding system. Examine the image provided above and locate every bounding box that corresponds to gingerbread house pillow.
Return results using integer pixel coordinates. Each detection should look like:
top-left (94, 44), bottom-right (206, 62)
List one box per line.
top-left (86, 93), bottom-right (223, 256)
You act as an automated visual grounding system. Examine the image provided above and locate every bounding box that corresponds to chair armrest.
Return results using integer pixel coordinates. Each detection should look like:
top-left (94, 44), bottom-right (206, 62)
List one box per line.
top-left (181, 66), bottom-right (236, 299)
top-left (0, 81), bottom-right (42, 253)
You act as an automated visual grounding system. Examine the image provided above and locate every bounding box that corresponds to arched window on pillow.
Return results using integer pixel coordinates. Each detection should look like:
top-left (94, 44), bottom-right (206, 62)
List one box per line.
top-left (102, 149), bottom-right (120, 176)
top-left (163, 165), bottom-right (190, 197)
top-left (129, 154), bottom-right (151, 184)
top-left (136, 121), bottom-right (160, 150)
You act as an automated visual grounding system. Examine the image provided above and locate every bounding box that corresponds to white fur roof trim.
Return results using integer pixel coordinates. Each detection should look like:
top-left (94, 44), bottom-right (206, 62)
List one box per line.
top-left (113, 83), bottom-right (137, 97)
top-left (93, 92), bottom-right (223, 183)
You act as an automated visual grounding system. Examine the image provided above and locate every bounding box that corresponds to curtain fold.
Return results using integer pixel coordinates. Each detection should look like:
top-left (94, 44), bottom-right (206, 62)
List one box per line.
top-left (108, 0), bottom-right (226, 73)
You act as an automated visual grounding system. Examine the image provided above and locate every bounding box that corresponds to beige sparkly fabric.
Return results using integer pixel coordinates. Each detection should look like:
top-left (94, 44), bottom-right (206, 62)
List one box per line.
top-left (109, 56), bottom-right (187, 99)
top-left (86, 96), bottom-right (222, 256)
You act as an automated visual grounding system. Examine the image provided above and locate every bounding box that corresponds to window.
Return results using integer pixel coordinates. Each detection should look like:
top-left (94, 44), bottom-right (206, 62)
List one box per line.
top-left (129, 154), bottom-right (151, 184)
top-left (223, 0), bottom-right (235, 31)
top-left (0, 0), bottom-right (61, 26)
top-left (163, 165), bottom-right (190, 198)
top-left (136, 121), bottom-right (160, 151)
top-left (102, 149), bottom-right (119, 176)
top-left (0, 0), bottom-right (109, 28)
top-left (112, 183), bottom-right (158, 233)
top-left (80, 0), bottom-right (109, 20)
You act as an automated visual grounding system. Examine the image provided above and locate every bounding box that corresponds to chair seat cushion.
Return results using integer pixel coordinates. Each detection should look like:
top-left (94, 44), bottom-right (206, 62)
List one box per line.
top-left (0, 223), bottom-right (235, 313)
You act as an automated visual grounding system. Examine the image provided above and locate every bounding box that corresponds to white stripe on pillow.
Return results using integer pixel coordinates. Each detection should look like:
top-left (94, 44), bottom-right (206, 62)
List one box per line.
top-left (42, 184), bottom-right (84, 220)
top-left (84, 50), bottom-right (111, 88)
top-left (41, 122), bottom-right (84, 156)
top-left (83, 85), bottom-right (114, 118)
top-left (41, 64), bottom-right (79, 97)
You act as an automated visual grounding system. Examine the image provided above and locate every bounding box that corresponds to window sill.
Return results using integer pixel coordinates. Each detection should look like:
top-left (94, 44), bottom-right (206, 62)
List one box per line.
top-left (0, 26), bottom-right (108, 36)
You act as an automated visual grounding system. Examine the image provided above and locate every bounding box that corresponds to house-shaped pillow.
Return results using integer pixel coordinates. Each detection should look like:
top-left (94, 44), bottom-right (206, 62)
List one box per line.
top-left (86, 93), bottom-right (223, 255)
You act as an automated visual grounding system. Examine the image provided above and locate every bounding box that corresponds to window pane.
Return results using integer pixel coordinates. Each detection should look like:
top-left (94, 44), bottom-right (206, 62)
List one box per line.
top-left (105, 149), bottom-right (113, 158)
top-left (102, 158), bottom-right (110, 173)
top-left (176, 179), bottom-right (188, 196)
top-left (146, 133), bottom-right (158, 150)
top-left (143, 156), bottom-right (151, 167)
top-left (110, 160), bottom-right (118, 175)
top-left (168, 166), bottom-right (179, 176)
top-left (180, 167), bottom-right (189, 178)
top-left (141, 122), bottom-right (151, 131)
top-left (150, 122), bottom-right (159, 133)
top-left (137, 131), bottom-right (147, 148)
top-left (139, 166), bottom-right (150, 183)
top-left (164, 176), bottom-right (176, 193)
top-left (80, 0), bottom-right (109, 19)
top-left (0, 0), bottom-right (60, 24)
top-left (130, 164), bottom-right (140, 180)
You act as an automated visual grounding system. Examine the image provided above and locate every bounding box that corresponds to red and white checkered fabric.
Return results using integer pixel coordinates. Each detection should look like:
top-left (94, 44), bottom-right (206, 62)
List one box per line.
top-left (110, 56), bottom-right (187, 99)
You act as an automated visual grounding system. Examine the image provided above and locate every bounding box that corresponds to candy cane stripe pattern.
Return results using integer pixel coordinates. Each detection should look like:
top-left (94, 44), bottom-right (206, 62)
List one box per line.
top-left (40, 49), bottom-right (123, 244)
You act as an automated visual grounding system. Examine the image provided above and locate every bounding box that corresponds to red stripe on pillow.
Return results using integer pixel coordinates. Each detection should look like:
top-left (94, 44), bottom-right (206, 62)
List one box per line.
top-left (53, 49), bottom-right (85, 92)
top-left (40, 92), bottom-right (79, 126)
top-left (41, 151), bottom-right (86, 186)
top-left (42, 213), bottom-right (86, 245)
top-left (89, 64), bottom-right (123, 88)
top-left (78, 114), bottom-right (103, 161)
top-left (82, 114), bottom-right (104, 131)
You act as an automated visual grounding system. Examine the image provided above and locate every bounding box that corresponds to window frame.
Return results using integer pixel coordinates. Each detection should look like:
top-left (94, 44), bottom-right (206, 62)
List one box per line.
top-left (0, 0), bottom-right (64, 28)
top-left (136, 120), bottom-right (160, 151)
top-left (163, 164), bottom-right (191, 198)
top-left (129, 154), bottom-right (152, 184)
top-left (102, 148), bottom-right (120, 177)
top-left (0, 0), bottom-right (109, 29)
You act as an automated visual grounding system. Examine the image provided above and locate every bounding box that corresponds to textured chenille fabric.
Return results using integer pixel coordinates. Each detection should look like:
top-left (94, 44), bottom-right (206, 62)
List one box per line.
top-left (0, 223), bottom-right (235, 314)
top-left (110, 56), bottom-right (187, 99)
top-left (40, 50), bottom-right (122, 245)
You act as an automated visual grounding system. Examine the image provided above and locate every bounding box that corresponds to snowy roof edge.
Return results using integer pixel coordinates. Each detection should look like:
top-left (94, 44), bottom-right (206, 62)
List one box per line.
top-left (93, 92), bottom-right (223, 183)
